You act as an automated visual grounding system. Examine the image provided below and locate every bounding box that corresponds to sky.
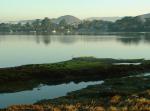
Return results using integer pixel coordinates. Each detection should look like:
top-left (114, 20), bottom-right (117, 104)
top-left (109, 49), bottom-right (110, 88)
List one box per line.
top-left (0, 0), bottom-right (150, 21)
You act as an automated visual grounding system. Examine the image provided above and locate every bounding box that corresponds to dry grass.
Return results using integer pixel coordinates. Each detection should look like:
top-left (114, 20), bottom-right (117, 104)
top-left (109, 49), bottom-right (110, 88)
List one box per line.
top-left (4, 97), bottom-right (150, 111)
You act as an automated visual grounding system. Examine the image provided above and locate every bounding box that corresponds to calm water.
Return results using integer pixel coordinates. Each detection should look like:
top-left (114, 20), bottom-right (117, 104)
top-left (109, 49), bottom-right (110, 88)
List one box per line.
top-left (0, 35), bottom-right (150, 68)
top-left (0, 81), bottom-right (103, 108)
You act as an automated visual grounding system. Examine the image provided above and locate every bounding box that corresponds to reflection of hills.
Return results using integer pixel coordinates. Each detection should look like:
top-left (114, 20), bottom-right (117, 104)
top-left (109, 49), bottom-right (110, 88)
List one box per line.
top-left (35, 35), bottom-right (51, 45)
top-left (51, 35), bottom-right (116, 44)
top-left (35, 35), bottom-right (114, 45)
top-left (117, 37), bottom-right (142, 45)
top-left (35, 35), bottom-right (79, 45)
top-left (49, 35), bottom-right (150, 45)
top-left (53, 36), bottom-right (79, 44)
top-left (50, 35), bottom-right (117, 44)
top-left (0, 34), bottom-right (150, 45)
top-left (42, 35), bottom-right (51, 45)
top-left (116, 34), bottom-right (150, 45)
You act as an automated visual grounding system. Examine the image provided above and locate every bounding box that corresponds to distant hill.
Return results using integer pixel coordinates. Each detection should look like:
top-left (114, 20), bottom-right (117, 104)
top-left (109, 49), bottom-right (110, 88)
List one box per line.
top-left (5, 13), bottom-right (150, 25)
top-left (51, 15), bottom-right (81, 25)
top-left (7, 15), bottom-right (81, 25)
top-left (8, 20), bottom-right (35, 24)
top-left (137, 13), bottom-right (150, 22)
top-left (86, 17), bottom-right (122, 22)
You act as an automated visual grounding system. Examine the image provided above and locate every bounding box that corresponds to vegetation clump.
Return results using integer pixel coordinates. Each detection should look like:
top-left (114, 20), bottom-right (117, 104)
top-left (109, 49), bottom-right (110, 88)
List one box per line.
top-left (0, 57), bottom-right (149, 83)
top-left (0, 57), bottom-right (150, 93)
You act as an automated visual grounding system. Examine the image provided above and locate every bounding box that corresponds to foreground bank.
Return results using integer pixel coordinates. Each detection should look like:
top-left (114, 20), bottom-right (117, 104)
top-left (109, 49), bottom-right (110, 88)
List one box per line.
top-left (1, 57), bottom-right (150, 110)
top-left (0, 57), bottom-right (150, 93)
top-left (5, 75), bottom-right (150, 111)
top-left (0, 57), bottom-right (150, 84)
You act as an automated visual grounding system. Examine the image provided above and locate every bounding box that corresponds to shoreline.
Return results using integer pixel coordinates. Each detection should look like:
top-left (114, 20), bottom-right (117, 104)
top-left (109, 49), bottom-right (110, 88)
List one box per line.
top-left (0, 32), bottom-right (150, 36)
top-left (0, 57), bottom-right (149, 84)
top-left (4, 73), bottom-right (150, 110)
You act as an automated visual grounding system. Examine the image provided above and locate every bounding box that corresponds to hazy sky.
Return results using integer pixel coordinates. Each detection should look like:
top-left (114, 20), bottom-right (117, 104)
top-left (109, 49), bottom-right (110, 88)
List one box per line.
top-left (1, 0), bottom-right (150, 21)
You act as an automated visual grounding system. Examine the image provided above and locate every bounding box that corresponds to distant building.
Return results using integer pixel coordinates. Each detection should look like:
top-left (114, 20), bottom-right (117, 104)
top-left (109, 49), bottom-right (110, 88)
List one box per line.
top-left (67, 29), bottom-right (71, 33)
top-left (52, 30), bottom-right (56, 33)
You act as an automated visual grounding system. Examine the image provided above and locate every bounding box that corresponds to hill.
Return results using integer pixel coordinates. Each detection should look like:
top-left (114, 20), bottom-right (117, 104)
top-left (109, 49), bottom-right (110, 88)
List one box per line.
top-left (51, 15), bottom-right (81, 25)
top-left (8, 20), bottom-right (35, 24)
top-left (137, 13), bottom-right (150, 22)
top-left (7, 15), bottom-right (81, 25)
top-left (86, 17), bottom-right (122, 22)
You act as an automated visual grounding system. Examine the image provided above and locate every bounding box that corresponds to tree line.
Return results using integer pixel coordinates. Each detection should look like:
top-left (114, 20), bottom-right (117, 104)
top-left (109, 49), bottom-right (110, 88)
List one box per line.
top-left (0, 16), bottom-right (150, 34)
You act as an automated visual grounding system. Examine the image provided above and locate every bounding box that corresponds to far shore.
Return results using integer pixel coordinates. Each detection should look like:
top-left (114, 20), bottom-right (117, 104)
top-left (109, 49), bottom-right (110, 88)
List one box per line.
top-left (0, 31), bottom-right (150, 36)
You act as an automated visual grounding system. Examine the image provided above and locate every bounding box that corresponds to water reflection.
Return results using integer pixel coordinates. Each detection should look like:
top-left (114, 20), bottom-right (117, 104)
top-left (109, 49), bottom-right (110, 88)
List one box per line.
top-left (0, 34), bottom-right (150, 45)
top-left (42, 35), bottom-right (51, 45)
top-left (0, 80), bottom-right (103, 108)
top-left (0, 34), bottom-right (150, 68)
top-left (116, 35), bottom-right (150, 45)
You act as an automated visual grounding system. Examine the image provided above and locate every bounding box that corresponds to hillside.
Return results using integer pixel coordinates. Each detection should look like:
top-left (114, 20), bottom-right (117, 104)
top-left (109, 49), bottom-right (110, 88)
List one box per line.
top-left (86, 17), bottom-right (122, 22)
top-left (8, 20), bottom-right (35, 24)
top-left (137, 13), bottom-right (150, 22)
top-left (51, 15), bottom-right (81, 25)
top-left (7, 15), bottom-right (81, 25)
